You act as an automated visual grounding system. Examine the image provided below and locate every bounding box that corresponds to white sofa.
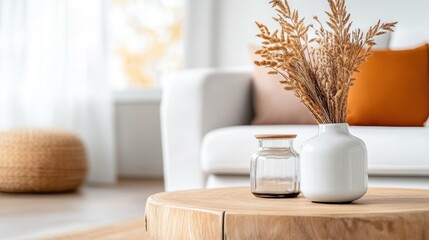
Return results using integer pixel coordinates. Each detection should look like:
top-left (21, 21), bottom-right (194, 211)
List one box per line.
top-left (161, 68), bottom-right (429, 191)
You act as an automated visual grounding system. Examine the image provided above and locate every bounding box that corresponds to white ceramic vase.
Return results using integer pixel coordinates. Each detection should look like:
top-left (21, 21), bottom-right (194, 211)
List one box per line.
top-left (300, 123), bottom-right (367, 203)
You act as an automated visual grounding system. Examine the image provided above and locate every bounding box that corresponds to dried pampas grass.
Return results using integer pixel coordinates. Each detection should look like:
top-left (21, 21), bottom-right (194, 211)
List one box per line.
top-left (255, 0), bottom-right (396, 124)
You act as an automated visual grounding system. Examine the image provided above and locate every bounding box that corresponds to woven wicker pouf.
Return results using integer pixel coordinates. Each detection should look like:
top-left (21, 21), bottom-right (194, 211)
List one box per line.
top-left (0, 130), bottom-right (87, 193)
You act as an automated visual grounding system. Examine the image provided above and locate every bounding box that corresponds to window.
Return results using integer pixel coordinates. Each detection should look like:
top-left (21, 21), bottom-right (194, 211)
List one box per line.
top-left (108, 0), bottom-right (184, 89)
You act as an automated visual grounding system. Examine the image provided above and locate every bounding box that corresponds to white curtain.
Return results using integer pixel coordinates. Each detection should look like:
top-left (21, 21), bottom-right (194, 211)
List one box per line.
top-left (0, 0), bottom-right (116, 183)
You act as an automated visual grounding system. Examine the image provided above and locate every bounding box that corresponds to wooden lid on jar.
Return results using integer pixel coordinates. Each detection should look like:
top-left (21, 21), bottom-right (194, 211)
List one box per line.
top-left (254, 134), bottom-right (297, 139)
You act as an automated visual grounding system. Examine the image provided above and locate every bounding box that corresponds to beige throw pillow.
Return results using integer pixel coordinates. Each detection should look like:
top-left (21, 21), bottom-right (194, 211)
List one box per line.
top-left (249, 46), bottom-right (315, 125)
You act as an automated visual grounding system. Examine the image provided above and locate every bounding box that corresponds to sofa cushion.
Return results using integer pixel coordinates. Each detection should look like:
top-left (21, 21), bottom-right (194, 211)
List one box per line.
top-left (347, 44), bottom-right (429, 126)
top-left (201, 125), bottom-right (429, 176)
top-left (249, 46), bottom-right (315, 125)
top-left (201, 125), bottom-right (316, 174)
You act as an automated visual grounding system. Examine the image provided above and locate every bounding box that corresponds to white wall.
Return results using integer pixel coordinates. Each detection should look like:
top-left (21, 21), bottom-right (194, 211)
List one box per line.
top-left (115, 89), bottom-right (163, 178)
top-left (186, 0), bottom-right (429, 68)
top-left (184, 0), bottom-right (215, 68)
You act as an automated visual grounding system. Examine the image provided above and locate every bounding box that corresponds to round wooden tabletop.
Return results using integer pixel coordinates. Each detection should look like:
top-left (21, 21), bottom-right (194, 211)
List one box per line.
top-left (144, 187), bottom-right (429, 240)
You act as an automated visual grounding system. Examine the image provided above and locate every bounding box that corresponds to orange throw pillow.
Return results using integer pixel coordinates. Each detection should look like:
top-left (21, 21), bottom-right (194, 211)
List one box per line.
top-left (347, 44), bottom-right (429, 126)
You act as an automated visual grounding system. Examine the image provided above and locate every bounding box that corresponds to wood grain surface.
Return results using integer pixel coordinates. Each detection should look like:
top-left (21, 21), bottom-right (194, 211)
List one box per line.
top-left (145, 187), bottom-right (429, 240)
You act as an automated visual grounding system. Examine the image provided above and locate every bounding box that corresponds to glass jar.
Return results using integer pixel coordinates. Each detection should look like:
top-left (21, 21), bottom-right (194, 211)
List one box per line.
top-left (251, 134), bottom-right (300, 198)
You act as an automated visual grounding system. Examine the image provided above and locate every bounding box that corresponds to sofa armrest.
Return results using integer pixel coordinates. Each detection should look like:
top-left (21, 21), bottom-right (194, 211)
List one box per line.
top-left (161, 68), bottom-right (253, 191)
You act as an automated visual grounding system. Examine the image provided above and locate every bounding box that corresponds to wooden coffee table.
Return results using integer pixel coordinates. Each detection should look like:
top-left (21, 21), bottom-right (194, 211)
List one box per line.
top-left (144, 187), bottom-right (429, 239)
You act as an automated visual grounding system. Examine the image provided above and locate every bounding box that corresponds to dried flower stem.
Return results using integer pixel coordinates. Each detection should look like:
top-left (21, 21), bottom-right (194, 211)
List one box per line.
top-left (255, 0), bottom-right (396, 124)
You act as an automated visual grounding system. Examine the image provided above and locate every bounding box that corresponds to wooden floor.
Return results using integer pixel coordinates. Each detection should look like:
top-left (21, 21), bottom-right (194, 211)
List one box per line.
top-left (0, 179), bottom-right (164, 240)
